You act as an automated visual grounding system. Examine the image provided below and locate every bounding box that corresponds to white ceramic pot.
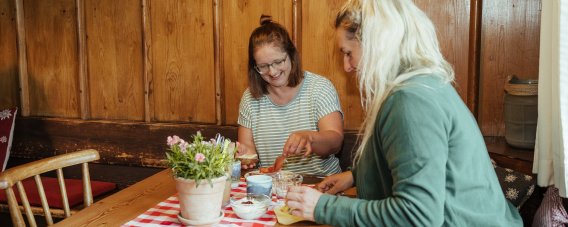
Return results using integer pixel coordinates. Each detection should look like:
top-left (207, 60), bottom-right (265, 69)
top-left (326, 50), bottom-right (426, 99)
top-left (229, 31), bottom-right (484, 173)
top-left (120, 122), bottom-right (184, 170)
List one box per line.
top-left (175, 175), bottom-right (227, 224)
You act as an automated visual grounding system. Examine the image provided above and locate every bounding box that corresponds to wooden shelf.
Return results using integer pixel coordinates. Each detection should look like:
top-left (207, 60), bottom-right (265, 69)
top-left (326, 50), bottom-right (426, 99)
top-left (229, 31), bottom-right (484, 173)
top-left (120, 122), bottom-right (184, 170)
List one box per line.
top-left (484, 136), bottom-right (534, 175)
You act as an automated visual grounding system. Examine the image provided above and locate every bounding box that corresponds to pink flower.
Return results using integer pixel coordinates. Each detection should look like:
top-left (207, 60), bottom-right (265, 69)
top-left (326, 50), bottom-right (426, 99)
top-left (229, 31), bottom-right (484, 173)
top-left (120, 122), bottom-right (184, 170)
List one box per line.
top-left (195, 153), bottom-right (206, 163)
top-left (179, 141), bottom-right (188, 153)
top-left (167, 135), bottom-right (181, 147)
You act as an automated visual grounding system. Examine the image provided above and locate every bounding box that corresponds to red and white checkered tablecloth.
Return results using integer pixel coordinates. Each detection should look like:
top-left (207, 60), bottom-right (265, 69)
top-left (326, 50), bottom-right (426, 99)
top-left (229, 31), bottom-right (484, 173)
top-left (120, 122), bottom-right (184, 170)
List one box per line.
top-left (122, 182), bottom-right (283, 227)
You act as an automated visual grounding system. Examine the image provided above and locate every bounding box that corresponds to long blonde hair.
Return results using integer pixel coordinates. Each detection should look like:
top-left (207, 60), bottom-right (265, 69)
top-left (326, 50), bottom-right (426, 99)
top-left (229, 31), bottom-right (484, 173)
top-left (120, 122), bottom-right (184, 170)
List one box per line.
top-left (335, 0), bottom-right (455, 164)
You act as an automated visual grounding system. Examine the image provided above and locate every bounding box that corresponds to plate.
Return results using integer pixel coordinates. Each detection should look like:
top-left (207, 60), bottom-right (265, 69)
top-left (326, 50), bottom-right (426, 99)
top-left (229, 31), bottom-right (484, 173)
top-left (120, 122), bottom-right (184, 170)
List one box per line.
top-left (177, 211), bottom-right (224, 226)
top-left (274, 205), bottom-right (306, 225)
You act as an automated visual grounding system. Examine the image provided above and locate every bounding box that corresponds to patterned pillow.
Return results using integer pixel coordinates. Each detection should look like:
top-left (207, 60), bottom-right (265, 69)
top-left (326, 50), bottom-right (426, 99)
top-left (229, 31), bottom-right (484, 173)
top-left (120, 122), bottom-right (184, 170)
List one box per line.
top-left (532, 186), bottom-right (568, 226)
top-left (493, 163), bottom-right (536, 208)
top-left (0, 107), bottom-right (17, 171)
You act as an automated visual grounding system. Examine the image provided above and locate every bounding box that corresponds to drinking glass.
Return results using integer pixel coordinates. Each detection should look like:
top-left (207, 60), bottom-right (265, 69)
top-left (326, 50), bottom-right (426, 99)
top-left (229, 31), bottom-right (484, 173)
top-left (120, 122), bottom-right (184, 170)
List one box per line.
top-left (272, 171), bottom-right (303, 199)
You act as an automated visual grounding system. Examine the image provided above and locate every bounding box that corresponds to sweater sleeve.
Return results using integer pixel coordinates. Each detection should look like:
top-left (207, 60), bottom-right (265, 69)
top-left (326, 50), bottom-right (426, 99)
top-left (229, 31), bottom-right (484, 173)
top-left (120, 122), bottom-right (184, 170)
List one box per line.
top-left (314, 88), bottom-right (450, 226)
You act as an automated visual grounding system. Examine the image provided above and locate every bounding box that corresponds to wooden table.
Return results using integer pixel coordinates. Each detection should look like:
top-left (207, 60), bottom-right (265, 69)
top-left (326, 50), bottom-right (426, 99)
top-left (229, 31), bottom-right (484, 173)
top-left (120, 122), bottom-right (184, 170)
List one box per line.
top-left (53, 168), bottom-right (355, 226)
top-left (53, 168), bottom-right (177, 226)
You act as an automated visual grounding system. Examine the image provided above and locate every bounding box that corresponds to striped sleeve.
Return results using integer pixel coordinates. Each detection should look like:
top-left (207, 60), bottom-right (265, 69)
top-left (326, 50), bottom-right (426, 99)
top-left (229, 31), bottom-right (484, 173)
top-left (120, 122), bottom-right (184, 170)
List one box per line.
top-left (314, 77), bottom-right (343, 120)
top-left (237, 90), bottom-right (254, 128)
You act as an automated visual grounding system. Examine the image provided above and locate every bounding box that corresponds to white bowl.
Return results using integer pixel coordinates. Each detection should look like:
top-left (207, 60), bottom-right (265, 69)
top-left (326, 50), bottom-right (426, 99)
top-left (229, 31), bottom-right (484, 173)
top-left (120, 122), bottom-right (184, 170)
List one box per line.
top-left (230, 193), bottom-right (271, 220)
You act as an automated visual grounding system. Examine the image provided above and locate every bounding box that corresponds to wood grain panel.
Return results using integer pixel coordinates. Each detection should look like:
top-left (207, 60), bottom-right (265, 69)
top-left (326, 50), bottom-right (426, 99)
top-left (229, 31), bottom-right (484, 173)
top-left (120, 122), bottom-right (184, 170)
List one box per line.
top-left (150, 0), bottom-right (216, 123)
top-left (0, 0), bottom-right (19, 109)
top-left (222, 0), bottom-right (294, 125)
top-left (479, 0), bottom-right (541, 136)
top-left (301, 0), bottom-right (364, 130)
top-left (23, 0), bottom-right (79, 118)
top-left (415, 0), bottom-right (471, 104)
top-left (85, 0), bottom-right (144, 120)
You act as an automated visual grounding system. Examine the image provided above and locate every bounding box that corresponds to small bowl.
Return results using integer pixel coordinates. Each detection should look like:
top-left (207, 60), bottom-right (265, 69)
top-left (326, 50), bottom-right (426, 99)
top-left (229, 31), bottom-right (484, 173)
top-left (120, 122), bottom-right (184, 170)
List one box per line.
top-left (230, 193), bottom-right (271, 220)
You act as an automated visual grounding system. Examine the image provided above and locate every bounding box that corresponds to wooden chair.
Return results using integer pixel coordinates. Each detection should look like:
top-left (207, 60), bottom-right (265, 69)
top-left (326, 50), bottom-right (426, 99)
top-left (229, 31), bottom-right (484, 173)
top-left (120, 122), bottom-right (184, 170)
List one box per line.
top-left (0, 149), bottom-right (114, 227)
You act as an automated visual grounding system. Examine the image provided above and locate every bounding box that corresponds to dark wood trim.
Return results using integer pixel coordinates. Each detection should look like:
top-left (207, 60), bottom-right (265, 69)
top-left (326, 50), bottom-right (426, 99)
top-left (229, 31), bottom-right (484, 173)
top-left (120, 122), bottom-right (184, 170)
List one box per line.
top-left (11, 117), bottom-right (358, 171)
top-left (11, 117), bottom-right (238, 167)
top-left (11, 118), bottom-right (532, 175)
top-left (467, 0), bottom-right (482, 117)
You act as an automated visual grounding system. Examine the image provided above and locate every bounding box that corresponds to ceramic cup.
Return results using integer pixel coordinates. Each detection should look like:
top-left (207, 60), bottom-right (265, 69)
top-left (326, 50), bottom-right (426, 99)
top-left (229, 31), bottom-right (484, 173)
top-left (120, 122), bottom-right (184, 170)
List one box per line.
top-left (246, 175), bottom-right (273, 197)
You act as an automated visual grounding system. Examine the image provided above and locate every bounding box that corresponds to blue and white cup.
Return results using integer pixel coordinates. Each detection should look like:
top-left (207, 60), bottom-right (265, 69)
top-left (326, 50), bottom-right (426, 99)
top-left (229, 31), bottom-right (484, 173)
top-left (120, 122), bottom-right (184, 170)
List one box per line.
top-left (230, 160), bottom-right (241, 188)
top-left (246, 175), bottom-right (272, 197)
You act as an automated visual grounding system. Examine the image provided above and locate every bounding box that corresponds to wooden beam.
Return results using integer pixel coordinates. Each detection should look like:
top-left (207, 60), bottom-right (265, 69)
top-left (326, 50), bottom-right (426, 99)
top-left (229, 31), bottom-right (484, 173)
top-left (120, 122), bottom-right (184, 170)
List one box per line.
top-left (213, 0), bottom-right (224, 125)
top-left (14, 0), bottom-right (29, 116)
top-left (293, 0), bottom-right (302, 53)
top-left (142, 0), bottom-right (153, 122)
top-left (467, 0), bottom-right (482, 117)
top-left (76, 0), bottom-right (90, 120)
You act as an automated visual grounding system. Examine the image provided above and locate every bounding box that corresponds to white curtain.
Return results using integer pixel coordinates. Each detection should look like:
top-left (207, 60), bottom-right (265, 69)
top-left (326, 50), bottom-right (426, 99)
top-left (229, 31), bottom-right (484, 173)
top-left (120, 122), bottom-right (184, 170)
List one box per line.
top-left (533, 0), bottom-right (568, 197)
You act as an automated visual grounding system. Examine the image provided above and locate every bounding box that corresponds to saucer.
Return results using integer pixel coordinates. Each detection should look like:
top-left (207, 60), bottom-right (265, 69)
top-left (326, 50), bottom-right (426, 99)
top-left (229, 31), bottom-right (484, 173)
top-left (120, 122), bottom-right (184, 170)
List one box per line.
top-left (178, 211), bottom-right (224, 226)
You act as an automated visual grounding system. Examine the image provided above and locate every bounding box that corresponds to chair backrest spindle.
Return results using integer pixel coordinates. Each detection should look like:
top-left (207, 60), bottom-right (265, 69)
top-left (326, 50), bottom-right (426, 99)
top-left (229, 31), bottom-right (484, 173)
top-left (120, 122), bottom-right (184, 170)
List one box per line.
top-left (56, 168), bottom-right (71, 217)
top-left (82, 163), bottom-right (93, 206)
top-left (34, 175), bottom-right (52, 225)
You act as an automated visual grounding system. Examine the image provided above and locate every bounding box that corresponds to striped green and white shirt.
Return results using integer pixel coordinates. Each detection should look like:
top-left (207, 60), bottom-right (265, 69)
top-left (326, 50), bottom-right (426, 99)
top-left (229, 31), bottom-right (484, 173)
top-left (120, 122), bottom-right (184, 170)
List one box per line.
top-left (238, 71), bottom-right (343, 176)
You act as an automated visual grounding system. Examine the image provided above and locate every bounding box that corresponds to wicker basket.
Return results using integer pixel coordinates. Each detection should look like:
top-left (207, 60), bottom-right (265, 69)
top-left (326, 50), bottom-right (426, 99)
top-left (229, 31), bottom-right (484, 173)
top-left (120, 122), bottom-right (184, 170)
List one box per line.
top-left (504, 76), bottom-right (538, 96)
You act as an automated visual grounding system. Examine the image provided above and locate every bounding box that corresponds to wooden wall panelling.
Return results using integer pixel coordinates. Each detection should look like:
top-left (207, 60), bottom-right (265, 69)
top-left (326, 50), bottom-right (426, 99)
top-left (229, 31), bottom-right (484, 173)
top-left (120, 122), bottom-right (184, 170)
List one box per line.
top-left (0, 0), bottom-right (19, 110)
top-left (85, 0), bottom-right (144, 120)
top-left (415, 0), bottom-right (471, 107)
top-left (479, 0), bottom-right (541, 136)
top-left (150, 0), bottom-right (216, 123)
top-left (23, 0), bottom-right (80, 118)
top-left (222, 0), bottom-right (294, 125)
top-left (301, 0), bottom-right (363, 130)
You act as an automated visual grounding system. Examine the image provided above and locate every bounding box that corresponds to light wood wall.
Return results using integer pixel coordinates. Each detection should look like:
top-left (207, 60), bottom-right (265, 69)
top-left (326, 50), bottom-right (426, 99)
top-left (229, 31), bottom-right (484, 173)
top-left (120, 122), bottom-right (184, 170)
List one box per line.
top-left (0, 0), bottom-right (541, 135)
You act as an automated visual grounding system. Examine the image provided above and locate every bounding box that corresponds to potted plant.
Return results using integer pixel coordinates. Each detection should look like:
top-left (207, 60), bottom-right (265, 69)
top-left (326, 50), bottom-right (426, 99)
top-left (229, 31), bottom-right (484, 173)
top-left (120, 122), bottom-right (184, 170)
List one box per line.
top-left (166, 132), bottom-right (236, 225)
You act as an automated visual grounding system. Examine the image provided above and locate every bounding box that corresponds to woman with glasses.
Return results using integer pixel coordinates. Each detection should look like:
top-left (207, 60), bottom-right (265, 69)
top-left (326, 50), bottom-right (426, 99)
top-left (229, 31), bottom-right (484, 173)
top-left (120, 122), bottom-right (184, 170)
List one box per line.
top-left (283, 0), bottom-right (522, 226)
top-left (237, 15), bottom-right (344, 176)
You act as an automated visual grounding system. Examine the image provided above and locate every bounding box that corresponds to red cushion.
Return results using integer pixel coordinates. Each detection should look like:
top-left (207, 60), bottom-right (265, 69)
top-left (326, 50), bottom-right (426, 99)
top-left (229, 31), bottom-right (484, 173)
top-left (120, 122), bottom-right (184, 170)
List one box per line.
top-left (0, 107), bottom-right (17, 171)
top-left (0, 176), bottom-right (116, 208)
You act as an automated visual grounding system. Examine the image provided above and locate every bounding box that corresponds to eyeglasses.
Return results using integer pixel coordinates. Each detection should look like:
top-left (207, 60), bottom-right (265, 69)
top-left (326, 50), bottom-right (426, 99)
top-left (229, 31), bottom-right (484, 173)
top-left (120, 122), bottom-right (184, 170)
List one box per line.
top-left (254, 55), bottom-right (288, 75)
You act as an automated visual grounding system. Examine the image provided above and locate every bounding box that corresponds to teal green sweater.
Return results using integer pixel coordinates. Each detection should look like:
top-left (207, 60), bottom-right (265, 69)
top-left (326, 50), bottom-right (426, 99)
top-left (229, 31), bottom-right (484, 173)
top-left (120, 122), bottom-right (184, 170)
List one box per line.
top-left (314, 76), bottom-right (522, 226)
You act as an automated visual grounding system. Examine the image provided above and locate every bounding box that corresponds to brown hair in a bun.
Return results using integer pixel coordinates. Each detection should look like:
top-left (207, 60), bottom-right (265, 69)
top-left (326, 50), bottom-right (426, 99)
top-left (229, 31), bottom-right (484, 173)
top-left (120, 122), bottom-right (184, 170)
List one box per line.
top-left (259, 14), bottom-right (273, 26)
top-left (247, 14), bottom-right (303, 98)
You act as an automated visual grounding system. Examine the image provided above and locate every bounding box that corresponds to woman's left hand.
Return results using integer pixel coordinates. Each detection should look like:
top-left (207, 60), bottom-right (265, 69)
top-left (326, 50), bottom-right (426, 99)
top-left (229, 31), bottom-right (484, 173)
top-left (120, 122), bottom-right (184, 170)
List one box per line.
top-left (285, 186), bottom-right (322, 221)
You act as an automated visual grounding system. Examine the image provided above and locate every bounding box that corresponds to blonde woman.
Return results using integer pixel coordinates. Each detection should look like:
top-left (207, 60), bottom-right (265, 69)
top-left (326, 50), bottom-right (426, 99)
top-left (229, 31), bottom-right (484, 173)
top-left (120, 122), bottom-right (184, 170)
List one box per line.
top-left (284, 0), bottom-right (523, 226)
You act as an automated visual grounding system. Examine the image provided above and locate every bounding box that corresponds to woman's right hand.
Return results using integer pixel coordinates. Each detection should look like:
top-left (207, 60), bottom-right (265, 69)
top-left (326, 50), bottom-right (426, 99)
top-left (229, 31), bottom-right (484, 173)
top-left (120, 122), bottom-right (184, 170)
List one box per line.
top-left (316, 171), bottom-right (354, 195)
top-left (236, 142), bottom-right (258, 169)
